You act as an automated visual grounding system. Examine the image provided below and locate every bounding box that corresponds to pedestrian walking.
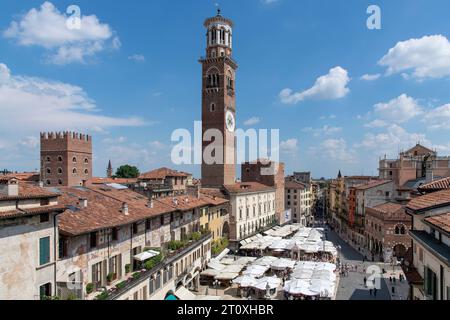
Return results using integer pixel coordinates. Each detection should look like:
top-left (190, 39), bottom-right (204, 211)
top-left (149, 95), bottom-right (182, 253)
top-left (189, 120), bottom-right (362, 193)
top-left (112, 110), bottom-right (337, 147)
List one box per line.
top-left (389, 276), bottom-right (392, 283)
top-left (374, 288), bottom-right (377, 298)
top-left (393, 277), bottom-right (396, 284)
top-left (369, 289), bottom-right (372, 296)
top-left (364, 277), bottom-right (367, 287)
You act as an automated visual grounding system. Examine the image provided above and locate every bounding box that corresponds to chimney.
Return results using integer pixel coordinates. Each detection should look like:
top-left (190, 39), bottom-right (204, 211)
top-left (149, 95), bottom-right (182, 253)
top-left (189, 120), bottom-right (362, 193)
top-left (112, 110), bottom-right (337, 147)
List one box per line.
top-left (122, 202), bottom-right (129, 215)
top-left (79, 197), bottom-right (88, 208)
top-left (147, 198), bottom-right (154, 208)
top-left (0, 178), bottom-right (19, 197)
top-left (186, 185), bottom-right (200, 198)
top-left (172, 198), bottom-right (178, 206)
top-left (39, 181), bottom-right (44, 188)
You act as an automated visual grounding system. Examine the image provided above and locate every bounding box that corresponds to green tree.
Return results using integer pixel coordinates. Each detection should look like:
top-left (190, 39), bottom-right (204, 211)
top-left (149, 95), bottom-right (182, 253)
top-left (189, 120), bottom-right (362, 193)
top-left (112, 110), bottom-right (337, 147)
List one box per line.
top-left (115, 165), bottom-right (140, 178)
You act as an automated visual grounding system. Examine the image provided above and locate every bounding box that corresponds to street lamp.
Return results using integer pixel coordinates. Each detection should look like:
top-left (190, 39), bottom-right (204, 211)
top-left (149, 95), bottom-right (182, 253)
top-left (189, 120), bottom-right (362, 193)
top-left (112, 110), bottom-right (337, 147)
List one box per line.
top-left (214, 280), bottom-right (219, 296)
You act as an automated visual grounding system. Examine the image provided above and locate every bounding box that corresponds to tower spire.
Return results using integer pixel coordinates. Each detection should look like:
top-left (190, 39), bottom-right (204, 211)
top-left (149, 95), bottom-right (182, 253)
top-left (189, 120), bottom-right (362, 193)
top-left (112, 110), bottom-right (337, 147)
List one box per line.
top-left (107, 160), bottom-right (113, 178)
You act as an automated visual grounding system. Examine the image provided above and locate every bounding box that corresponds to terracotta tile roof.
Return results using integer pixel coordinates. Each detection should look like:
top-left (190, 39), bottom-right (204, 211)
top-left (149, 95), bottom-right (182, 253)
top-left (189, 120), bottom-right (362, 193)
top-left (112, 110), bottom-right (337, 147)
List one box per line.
top-left (424, 213), bottom-right (450, 233)
top-left (355, 180), bottom-right (392, 190)
top-left (87, 177), bottom-right (138, 185)
top-left (284, 179), bottom-right (306, 190)
top-left (199, 192), bottom-right (229, 206)
top-left (139, 167), bottom-right (191, 180)
top-left (57, 185), bottom-right (223, 236)
top-left (3, 172), bottom-right (40, 181)
top-left (0, 182), bottom-right (59, 201)
top-left (0, 204), bottom-right (66, 219)
top-left (370, 202), bottom-right (404, 214)
top-left (223, 182), bottom-right (275, 194)
top-left (406, 189), bottom-right (450, 212)
top-left (418, 177), bottom-right (450, 192)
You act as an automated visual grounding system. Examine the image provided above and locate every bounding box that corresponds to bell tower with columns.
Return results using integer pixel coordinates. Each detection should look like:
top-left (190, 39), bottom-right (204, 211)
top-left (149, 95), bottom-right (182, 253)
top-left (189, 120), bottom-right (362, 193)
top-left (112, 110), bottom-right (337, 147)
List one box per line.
top-left (200, 9), bottom-right (237, 187)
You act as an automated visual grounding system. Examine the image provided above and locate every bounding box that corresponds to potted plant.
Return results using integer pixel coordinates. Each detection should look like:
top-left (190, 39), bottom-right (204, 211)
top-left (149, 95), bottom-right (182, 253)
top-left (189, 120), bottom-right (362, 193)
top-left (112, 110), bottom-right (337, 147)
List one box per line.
top-left (125, 264), bottom-right (131, 274)
top-left (86, 283), bottom-right (94, 295)
top-left (106, 272), bottom-right (116, 284)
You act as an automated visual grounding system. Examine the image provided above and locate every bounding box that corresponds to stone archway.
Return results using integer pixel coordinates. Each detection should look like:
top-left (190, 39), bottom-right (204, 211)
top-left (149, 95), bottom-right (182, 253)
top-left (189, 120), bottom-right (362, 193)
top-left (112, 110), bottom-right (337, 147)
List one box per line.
top-left (222, 221), bottom-right (230, 239)
top-left (393, 244), bottom-right (407, 258)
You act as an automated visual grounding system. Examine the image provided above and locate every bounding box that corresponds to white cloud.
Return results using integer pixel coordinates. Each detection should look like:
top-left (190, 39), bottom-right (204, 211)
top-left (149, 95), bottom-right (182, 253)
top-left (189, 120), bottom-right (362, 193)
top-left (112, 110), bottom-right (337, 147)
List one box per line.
top-left (373, 94), bottom-right (422, 124)
top-left (379, 35), bottom-right (450, 80)
top-left (149, 141), bottom-right (167, 149)
top-left (364, 119), bottom-right (388, 128)
top-left (243, 117), bottom-right (260, 126)
top-left (302, 125), bottom-right (342, 137)
top-left (0, 62), bottom-right (145, 133)
top-left (280, 66), bottom-right (350, 104)
top-left (309, 138), bottom-right (357, 162)
top-left (360, 73), bottom-right (380, 81)
top-left (356, 125), bottom-right (428, 156)
top-left (103, 136), bottom-right (127, 144)
top-left (424, 103), bottom-right (450, 130)
top-left (128, 54), bottom-right (146, 63)
top-left (3, 2), bottom-right (119, 65)
top-left (280, 138), bottom-right (298, 154)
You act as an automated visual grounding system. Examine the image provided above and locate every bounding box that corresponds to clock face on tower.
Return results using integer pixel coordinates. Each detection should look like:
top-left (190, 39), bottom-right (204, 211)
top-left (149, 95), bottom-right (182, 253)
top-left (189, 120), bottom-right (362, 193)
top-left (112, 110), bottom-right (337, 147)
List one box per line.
top-left (226, 110), bottom-right (235, 132)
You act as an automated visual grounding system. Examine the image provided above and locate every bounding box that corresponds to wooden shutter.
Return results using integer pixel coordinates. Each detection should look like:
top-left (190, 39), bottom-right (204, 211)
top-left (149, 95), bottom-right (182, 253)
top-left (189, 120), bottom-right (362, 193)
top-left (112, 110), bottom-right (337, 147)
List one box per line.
top-left (39, 237), bottom-right (50, 265)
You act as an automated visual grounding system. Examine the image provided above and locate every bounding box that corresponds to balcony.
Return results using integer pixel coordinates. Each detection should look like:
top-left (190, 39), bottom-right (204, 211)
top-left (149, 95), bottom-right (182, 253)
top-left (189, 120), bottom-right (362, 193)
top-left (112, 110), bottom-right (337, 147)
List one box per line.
top-left (104, 232), bottom-right (212, 300)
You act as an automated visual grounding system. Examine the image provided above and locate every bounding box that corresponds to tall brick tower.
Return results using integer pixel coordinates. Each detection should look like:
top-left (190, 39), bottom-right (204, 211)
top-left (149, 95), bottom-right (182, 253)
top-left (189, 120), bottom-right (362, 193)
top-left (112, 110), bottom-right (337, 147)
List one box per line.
top-left (200, 9), bottom-right (237, 187)
top-left (40, 132), bottom-right (92, 187)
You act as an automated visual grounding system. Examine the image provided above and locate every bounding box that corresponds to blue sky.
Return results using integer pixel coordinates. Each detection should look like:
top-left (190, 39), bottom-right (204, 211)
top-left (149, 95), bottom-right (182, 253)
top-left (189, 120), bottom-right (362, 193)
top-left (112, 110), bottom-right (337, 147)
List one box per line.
top-left (1, 0), bottom-right (450, 179)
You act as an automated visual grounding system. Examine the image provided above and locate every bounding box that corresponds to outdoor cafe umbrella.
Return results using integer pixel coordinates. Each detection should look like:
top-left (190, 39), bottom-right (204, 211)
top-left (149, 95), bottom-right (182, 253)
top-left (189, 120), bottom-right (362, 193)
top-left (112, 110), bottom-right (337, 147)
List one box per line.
top-left (309, 279), bottom-right (334, 297)
top-left (283, 279), bottom-right (311, 296)
top-left (242, 265), bottom-right (269, 278)
top-left (253, 276), bottom-right (281, 291)
top-left (233, 275), bottom-right (257, 288)
top-left (270, 258), bottom-right (296, 271)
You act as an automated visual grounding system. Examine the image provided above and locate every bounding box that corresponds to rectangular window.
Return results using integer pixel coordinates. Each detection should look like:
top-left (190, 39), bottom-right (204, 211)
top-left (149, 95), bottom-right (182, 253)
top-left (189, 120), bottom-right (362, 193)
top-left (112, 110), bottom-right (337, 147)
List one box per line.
top-left (39, 236), bottom-right (50, 265)
top-left (92, 262), bottom-right (102, 287)
top-left (134, 292), bottom-right (139, 300)
top-left (424, 266), bottom-right (437, 300)
top-left (58, 237), bottom-right (68, 259)
top-left (146, 219), bottom-right (151, 231)
top-left (40, 212), bottom-right (50, 223)
top-left (133, 223), bottom-right (138, 235)
top-left (112, 227), bottom-right (118, 241)
top-left (39, 283), bottom-right (52, 300)
top-left (90, 232), bottom-right (97, 248)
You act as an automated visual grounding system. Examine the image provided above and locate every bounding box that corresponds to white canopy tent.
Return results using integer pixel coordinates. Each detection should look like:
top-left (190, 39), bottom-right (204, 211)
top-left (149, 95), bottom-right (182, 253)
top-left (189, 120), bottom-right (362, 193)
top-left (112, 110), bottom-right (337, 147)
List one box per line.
top-left (233, 275), bottom-right (258, 288)
top-left (133, 250), bottom-right (160, 262)
top-left (253, 256), bottom-right (279, 267)
top-left (270, 258), bottom-right (296, 271)
top-left (242, 265), bottom-right (269, 278)
top-left (253, 276), bottom-right (281, 291)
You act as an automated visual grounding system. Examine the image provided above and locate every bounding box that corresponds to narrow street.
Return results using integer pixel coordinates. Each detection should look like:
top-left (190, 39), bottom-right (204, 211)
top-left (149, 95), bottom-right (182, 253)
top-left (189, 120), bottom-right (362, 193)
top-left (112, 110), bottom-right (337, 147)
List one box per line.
top-left (326, 228), bottom-right (393, 300)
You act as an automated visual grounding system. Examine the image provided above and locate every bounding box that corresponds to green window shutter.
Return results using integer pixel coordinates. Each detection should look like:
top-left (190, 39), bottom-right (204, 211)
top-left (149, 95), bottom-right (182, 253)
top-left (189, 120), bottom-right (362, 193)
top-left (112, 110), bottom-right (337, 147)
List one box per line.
top-left (39, 237), bottom-right (50, 265)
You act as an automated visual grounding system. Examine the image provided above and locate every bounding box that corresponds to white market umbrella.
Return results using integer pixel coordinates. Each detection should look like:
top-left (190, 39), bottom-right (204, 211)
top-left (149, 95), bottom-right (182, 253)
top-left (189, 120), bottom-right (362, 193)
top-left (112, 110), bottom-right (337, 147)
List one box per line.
top-left (283, 279), bottom-right (311, 295)
top-left (270, 258), bottom-right (296, 271)
top-left (233, 275), bottom-right (257, 288)
top-left (253, 256), bottom-right (279, 267)
top-left (253, 276), bottom-right (281, 291)
top-left (242, 265), bottom-right (269, 278)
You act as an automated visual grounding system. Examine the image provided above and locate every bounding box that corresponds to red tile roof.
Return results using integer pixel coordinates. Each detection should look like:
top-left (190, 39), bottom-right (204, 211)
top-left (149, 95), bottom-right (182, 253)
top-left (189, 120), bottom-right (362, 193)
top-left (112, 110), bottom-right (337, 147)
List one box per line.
top-left (418, 177), bottom-right (450, 192)
top-left (0, 205), bottom-right (66, 219)
top-left (87, 177), bottom-right (138, 185)
top-left (139, 167), bottom-right (191, 180)
top-left (406, 189), bottom-right (450, 212)
top-left (0, 182), bottom-right (59, 201)
top-left (57, 185), bottom-right (223, 236)
top-left (284, 179), bottom-right (306, 190)
top-left (223, 182), bottom-right (275, 194)
top-left (355, 180), bottom-right (392, 190)
top-left (424, 213), bottom-right (450, 233)
top-left (370, 202), bottom-right (404, 214)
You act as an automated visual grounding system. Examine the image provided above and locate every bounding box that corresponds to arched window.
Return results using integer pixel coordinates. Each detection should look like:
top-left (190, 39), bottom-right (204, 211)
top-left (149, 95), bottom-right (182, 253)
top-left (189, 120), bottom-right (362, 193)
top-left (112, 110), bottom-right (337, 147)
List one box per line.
top-left (46, 168), bottom-right (51, 174)
top-left (72, 168), bottom-right (77, 174)
top-left (395, 226), bottom-right (400, 235)
top-left (72, 157), bottom-right (77, 163)
top-left (84, 169), bottom-right (89, 175)
top-left (46, 180), bottom-right (51, 185)
top-left (400, 226), bottom-right (406, 235)
top-left (57, 156), bottom-right (63, 162)
top-left (57, 168), bottom-right (63, 174)
top-left (58, 179), bottom-right (63, 185)
top-left (46, 156), bottom-right (51, 162)
top-left (84, 158), bottom-right (89, 164)
top-left (210, 103), bottom-right (216, 112)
